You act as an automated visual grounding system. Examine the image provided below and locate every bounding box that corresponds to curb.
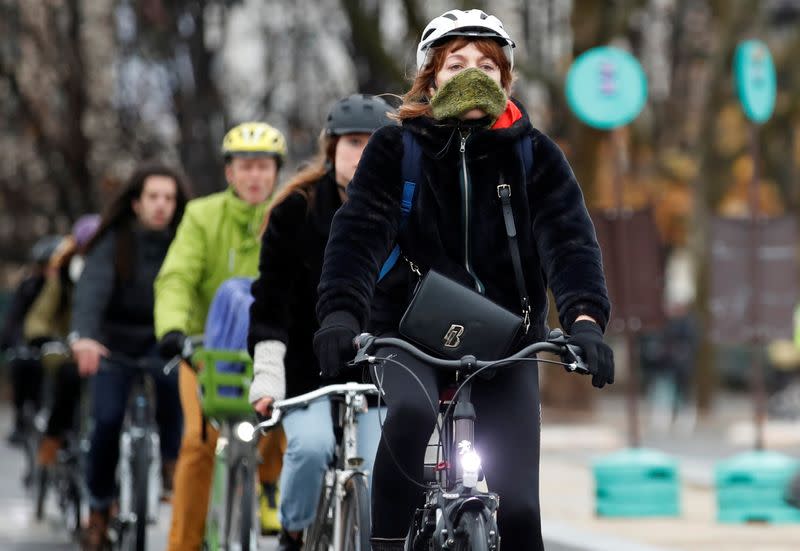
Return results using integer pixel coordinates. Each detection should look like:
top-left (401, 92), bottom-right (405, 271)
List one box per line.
top-left (542, 519), bottom-right (678, 551)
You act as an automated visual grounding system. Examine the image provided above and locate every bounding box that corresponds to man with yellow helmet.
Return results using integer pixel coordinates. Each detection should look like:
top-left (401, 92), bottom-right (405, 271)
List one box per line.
top-left (154, 122), bottom-right (287, 550)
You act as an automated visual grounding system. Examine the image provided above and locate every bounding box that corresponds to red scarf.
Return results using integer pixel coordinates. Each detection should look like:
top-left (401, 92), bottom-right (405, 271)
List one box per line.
top-left (492, 100), bottom-right (523, 130)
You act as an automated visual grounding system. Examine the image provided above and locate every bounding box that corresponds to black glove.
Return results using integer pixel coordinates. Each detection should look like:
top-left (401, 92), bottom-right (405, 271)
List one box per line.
top-left (568, 320), bottom-right (614, 388)
top-left (159, 330), bottom-right (186, 360)
top-left (313, 311), bottom-right (360, 379)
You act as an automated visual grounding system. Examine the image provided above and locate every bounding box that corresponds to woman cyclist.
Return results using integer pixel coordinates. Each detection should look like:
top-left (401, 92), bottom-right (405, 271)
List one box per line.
top-left (68, 163), bottom-right (191, 549)
top-left (248, 94), bottom-right (396, 551)
top-left (313, 10), bottom-right (615, 550)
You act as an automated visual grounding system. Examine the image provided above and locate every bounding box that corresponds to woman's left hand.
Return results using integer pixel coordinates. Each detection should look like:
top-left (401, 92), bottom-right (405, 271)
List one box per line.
top-left (567, 319), bottom-right (614, 388)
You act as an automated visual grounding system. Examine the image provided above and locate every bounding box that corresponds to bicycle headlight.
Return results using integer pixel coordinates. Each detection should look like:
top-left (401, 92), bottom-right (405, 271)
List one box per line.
top-left (235, 421), bottom-right (255, 442)
top-left (461, 450), bottom-right (482, 488)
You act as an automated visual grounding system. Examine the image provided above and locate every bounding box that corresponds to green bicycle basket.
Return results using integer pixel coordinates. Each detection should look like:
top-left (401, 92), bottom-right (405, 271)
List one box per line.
top-left (193, 348), bottom-right (255, 419)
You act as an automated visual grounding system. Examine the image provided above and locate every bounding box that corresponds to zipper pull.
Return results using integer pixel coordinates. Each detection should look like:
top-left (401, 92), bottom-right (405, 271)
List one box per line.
top-left (459, 131), bottom-right (467, 153)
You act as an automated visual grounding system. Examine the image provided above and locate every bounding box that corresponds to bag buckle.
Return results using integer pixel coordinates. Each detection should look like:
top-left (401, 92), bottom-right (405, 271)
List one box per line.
top-left (497, 184), bottom-right (511, 198)
top-left (522, 298), bottom-right (531, 333)
top-left (404, 256), bottom-right (422, 277)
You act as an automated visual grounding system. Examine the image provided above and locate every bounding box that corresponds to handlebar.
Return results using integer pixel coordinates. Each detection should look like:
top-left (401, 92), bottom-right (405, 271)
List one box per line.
top-left (163, 334), bottom-right (205, 375)
top-left (103, 353), bottom-right (162, 372)
top-left (350, 329), bottom-right (590, 375)
top-left (255, 382), bottom-right (379, 432)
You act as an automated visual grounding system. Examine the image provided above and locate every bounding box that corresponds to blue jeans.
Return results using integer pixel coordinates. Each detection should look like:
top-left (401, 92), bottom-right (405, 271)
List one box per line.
top-left (86, 353), bottom-right (182, 509)
top-left (279, 398), bottom-right (383, 531)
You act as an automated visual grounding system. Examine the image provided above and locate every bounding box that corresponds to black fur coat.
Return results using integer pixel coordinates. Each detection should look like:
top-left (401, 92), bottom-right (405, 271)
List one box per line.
top-left (317, 100), bottom-right (610, 343)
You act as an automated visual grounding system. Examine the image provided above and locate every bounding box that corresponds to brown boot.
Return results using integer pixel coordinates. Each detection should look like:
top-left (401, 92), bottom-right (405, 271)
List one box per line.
top-left (36, 436), bottom-right (62, 467)
top-left (82, 509), bottom-right (110, 551)
top-left (161, 459), bottom-right (177, 502)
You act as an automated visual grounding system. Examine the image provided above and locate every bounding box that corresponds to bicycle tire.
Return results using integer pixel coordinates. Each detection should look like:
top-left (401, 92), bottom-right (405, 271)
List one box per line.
top-left (341, 474), bottom-right (370, 551)
top-left (64, 472), bottom-right (82, 538)
top-left (132, 435), bottom-right (150, 551)
top-left (452, 510), bottom-right (488, 551)
top-left (228, 458), bottom-right (255, 551)
top-left (35, 466), bottom-right (48, 521)
top-left (23, 431), bottom-right (37, 489)
top-left (305, 470), bottom-right (335, 551)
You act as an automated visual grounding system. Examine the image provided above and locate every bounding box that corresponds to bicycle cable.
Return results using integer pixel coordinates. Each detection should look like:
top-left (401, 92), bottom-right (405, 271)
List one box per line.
top-left (365, 351), bottom-right (579, 492)
top-left (369, 357), bottom-right (446, 491)
top-left (440, 356), bottom-right (577, 431)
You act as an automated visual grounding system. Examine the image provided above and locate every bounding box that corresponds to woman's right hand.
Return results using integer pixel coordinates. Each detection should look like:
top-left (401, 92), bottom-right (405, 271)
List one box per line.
top-left (253, 396), bottom-right (274, 417)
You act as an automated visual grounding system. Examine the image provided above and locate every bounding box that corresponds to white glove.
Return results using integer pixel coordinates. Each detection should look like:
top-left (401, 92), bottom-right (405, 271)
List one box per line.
top-left (250, 340), bottom-right (287, 404)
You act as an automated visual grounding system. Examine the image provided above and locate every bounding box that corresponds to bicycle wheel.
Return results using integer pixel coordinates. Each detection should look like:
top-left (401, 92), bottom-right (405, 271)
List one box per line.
top-left (452, 510), bottom-right (488, 551)
top-left (305, 470), bottom-right (335, 551)
top-left (341, 474), bottom-right (370, 551)
top-left (132, 436), bottom-right (150, 551)
top-left (228, 458), bottom-right (256, 551)
top-left (35, 466), bottom-right (48, 521)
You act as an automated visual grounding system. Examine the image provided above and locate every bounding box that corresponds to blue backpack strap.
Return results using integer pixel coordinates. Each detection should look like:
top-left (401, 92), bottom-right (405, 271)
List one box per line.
top-left (378, 130), bottom-right (420, 281)
top-left (516, 134), bottom-right (534, 183)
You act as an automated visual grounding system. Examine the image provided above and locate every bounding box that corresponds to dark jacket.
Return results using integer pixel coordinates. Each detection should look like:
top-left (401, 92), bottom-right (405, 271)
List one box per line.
top-left (248, 171), bottom-right (350, 398)
top-left (317, 100), bottom-right (610, 342)
top-left (0, 274), bottom-right (44, 350)
top-left (71, 227), bottom-right (172, 356)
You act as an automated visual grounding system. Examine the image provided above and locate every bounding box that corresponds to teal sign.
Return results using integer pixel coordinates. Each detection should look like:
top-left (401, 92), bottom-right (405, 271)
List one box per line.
top-left (566, 46), bottom-right (648, 130)
top-left (734, 40), bottom-right (776, 124)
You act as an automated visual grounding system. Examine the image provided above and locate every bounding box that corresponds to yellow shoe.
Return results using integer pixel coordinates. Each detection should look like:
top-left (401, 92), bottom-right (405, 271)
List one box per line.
top-left (259, 482), bottom-right (281, 535)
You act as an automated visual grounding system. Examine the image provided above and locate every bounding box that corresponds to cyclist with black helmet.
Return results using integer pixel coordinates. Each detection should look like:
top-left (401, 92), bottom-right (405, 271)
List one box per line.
top-left (0, 236), bottom-right (60, 444)
top-left (248, 94), bottom-right (396, 551)
top-left (154, 122), bottom-right (289, 551)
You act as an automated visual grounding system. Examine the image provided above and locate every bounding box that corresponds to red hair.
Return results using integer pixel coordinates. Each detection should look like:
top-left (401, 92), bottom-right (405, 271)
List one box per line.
top-left (396, 37), bottom-right (513, 121)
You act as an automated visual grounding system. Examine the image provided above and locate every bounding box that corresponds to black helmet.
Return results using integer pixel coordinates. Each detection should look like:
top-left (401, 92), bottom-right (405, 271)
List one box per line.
top-left (30, 235), bottom-right (64, 264)
top-left (325, 94), bottom-right (397, 136)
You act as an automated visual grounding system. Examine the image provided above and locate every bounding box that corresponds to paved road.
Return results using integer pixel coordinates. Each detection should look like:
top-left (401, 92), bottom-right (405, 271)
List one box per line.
top-left (0, 405), bottom-right (278, 550)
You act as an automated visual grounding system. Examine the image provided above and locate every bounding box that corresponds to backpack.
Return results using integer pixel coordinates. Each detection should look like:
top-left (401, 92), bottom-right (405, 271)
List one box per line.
top-left (378, 129), bottom-right (534, 281)
top-left (204, 277), bottom-right (254, 396)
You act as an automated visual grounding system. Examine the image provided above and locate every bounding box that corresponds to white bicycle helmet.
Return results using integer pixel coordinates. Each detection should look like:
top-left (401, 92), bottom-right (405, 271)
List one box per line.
top-left (416, 9), bottom-right (515, 71)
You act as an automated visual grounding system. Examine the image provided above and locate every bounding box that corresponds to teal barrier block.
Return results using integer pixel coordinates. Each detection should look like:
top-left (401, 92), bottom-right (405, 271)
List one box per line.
top-left (715, 450), bottom-right (800, 524)
top-left (593, 448), bottom-right (681, 518)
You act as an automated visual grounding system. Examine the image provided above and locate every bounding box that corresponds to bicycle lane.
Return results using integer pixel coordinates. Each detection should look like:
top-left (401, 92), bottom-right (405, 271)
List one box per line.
top-left (0, 402), bottom-right (287, 550)
top-left (0, 403), bottom-right (75, 550)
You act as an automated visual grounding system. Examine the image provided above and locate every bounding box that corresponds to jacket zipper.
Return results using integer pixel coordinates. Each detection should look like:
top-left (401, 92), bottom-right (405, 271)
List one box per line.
top-left (459, 131), bottom-right (485, 294)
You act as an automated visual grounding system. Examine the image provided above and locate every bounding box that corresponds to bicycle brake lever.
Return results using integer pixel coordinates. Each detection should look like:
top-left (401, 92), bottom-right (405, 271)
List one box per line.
top-left (348, 333), bottom-right (376, 367)
top-left (163, 356), bottom-right (181, 376)
top-left (565, 344), bottom-right (590, 375)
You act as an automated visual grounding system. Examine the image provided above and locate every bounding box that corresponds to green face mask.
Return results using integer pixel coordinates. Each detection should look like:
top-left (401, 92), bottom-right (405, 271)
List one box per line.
top-left (430, 68), bottom-right (507, 123)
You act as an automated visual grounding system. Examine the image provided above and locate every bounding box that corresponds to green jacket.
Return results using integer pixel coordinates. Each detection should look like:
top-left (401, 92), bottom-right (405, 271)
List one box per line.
top-left (154, 188), bottom-right (269, 338)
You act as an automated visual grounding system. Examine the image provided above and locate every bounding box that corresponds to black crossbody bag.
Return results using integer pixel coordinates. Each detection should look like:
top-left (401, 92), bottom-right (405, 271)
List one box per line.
top-left (398, 184), bottom-right (531, 360)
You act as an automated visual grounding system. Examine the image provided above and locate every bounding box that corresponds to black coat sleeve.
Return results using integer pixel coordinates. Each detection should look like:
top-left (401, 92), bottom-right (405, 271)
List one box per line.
top-left (316, 125), bottom-right (405, 327)
top-left (71, 231), bottom-right (116, 340)
top-left (528, 132), bottom-right (611, 332)
top-left (247, 192), bottom-right (307, 355)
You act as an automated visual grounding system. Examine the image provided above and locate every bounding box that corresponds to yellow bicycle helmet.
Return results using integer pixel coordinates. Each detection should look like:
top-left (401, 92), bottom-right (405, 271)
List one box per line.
top-left (221, 122), bottom-right (288, 165)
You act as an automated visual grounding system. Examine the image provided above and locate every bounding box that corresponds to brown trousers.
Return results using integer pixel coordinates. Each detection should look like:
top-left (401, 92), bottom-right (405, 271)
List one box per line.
top-left (167, 362), bottom-right (286, 551)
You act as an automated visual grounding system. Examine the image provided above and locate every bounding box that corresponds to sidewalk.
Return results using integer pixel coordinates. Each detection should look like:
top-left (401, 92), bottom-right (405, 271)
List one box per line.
top-left (540, 454), bottom-right (800, 551)
top-left (538, 391), bottom-right (800, 551)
